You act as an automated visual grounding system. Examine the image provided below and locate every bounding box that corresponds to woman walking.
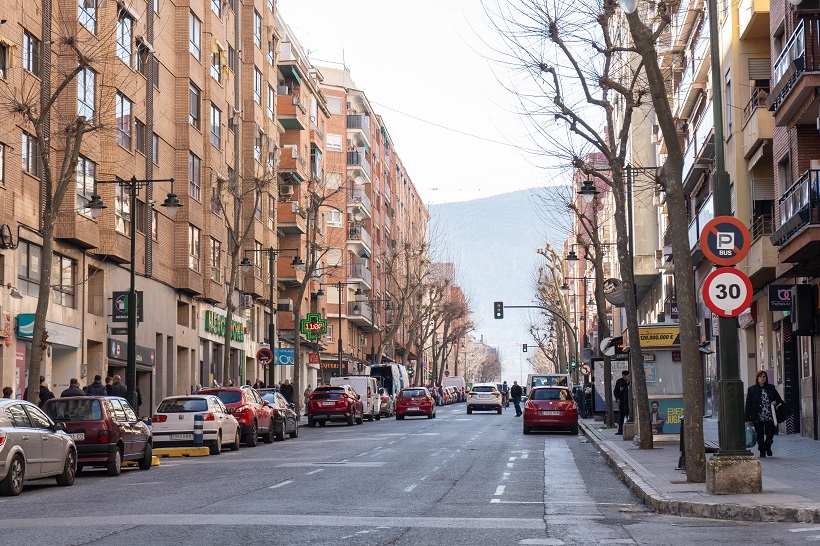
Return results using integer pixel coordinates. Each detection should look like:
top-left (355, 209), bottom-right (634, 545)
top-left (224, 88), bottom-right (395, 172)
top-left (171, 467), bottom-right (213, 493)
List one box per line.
top-left (744, 370), bottom-right (784, 458)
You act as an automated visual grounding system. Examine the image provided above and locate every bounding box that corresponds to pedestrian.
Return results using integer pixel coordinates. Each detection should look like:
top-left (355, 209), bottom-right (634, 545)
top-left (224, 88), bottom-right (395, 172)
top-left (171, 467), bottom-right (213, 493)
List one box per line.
top-left (135, 385), bottom-right (143, 409)
top-left (228, 379), bottom-right (235, 387)
top-left (86, 375), bottom-right (107, 396)
top-left (109, 375), bottom-right (127, 398)
top-left (650, 401), bottom-right (666, 434)
top-left (259, 379), bottom-right (266, 389)
top-left (745, 370), bottom-right (784, 458)
top-left (60, 378), bottom-right (87, 397)
top-left (614, 370), bottom-right (630, 435)
top-left (253, 378), bottom-right (260, 389)
top-left (105, 376), bottom-right (114, 395)
top-left (24, 376), bottom-right (46, 401)
top-left (245, 380), bottom-right (251, 386)
top-left (38, 379), bottom-right (55, 408)
top-left (280, 379), bottom-right (294, 403)
top-left (304, 385), bottom-right (312, 415)
top-left (510, 380), bottom-right (523, 417)
top-left (2, 386), bottom-right (13, 399)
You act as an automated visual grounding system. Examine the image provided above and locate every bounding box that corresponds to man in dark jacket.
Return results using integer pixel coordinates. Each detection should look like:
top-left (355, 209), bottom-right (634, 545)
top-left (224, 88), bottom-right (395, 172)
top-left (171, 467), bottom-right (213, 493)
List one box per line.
top-left (38, 380), bottom-right (55, 408)
top-left (86, 375), bottom-right (107, 396)
top-left (105, 376), bottom-right (114, 395)
top-left (280, 379), bottom-right (295, 404)
top-left (109, 375), bottom-right (128, 398)
top-left (510, 381), bottom-right (524, 417)
top-left (614, 370), bottom-right (630, 435)
top-left (60, 378), bottom-right (87, 397)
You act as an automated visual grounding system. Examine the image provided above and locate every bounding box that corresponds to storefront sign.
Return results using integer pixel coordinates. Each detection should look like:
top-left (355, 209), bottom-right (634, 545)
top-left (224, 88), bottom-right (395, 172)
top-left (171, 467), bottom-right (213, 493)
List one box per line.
top-left (308, 353), bottom-right (320, 365)
top-left (204, 311), bottom-right (245, 342)
top-left (16, 314), bottom-right (81, 348)
top-left (643, 352), bottom-right (655, 362)
top-left (320, 360), bottom-right (341, 370)
top-left (300, 313), bottom-right (327, 340)
top-left (108, 339), bottom-right (155, 366)
top-left (635, 326), bottom-right (680, 348)
top-left (274, 347), bottom-right (294, 366)
top-left (112, 291), bottom-right (143, 322)
top-left (670, 301), bottom-right (679, 321)
top-left (768, 285), bottom-right (792, 311)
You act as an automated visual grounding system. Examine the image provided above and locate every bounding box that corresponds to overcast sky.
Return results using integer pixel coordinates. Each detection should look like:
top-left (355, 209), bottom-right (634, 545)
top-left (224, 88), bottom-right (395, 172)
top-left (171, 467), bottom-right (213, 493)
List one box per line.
top-left (279, 0), bottom-right (551, 205)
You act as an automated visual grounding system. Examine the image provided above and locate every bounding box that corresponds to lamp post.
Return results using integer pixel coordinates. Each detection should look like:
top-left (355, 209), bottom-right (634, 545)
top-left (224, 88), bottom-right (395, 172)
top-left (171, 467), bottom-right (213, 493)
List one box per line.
top-left (240, 248), bottom-right (302, 386)
top-left (88, 176), bottom-right (182, 411)
top-left (316, 282), bottom-right (363, 376)
top-left (364, 298), bottom-right (394, 365)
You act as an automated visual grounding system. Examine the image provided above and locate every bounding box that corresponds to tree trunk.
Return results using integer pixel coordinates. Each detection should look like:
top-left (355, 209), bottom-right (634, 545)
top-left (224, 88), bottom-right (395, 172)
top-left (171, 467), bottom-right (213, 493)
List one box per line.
top-left (26, 210), bottom-right (57, 403)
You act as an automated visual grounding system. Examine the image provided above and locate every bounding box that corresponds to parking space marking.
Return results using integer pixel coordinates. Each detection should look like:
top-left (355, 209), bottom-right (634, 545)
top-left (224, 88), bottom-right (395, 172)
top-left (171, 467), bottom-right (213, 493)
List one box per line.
top-left (305, 469), bottom-right (325, 476)
top-left (507, 462), bottom-right (515, 468)
top-left (502, 472), bottom-right (511, 481)
top-left (509, 456), bottom-right (517, 462)
top-left (494, 485), bottom-right (506, 496)
top-left (269, 480), bottom-right (294, 489)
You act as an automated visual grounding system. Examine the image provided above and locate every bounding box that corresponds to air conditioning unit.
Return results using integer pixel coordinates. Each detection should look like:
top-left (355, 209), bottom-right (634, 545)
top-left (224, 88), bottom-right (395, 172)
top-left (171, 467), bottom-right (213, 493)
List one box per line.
top-left (277, 298), bottom-right (293, 312)
top-left (279, 184), bottom-right (294, 196)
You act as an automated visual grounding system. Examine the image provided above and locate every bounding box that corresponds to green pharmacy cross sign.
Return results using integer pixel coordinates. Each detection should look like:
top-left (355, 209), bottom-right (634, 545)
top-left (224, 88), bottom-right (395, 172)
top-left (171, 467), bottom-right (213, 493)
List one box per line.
top-left (300, 313), bottom-right (327, 340)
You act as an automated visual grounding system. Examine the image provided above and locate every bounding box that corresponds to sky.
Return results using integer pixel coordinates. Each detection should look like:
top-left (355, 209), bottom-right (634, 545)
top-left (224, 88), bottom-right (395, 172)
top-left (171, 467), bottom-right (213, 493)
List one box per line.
top-left (278, 0), bottom-right (549, 205)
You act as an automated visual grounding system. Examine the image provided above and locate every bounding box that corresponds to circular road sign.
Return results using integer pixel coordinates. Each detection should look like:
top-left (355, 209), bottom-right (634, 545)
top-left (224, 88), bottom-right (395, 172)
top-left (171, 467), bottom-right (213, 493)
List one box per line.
top-left (256, 347), bottom-right (274, 365)
top-left (702, 267), bottom-right (753, 318)
top-left (580, 363), bottom-right (592, 376)
top-left (599, 337), bottom-right (616, 357)
top-left (700, 216), bottom-right (752, 266)
top-left (444, 369), bottom-right (450, 377)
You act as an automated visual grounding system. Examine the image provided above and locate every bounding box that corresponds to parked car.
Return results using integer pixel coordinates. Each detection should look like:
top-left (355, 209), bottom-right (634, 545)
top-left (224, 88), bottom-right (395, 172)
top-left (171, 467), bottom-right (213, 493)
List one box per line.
top-left (0, 399), bottom-right (77, 496)
top-left (44, 396), bottom-right (152, 476)
top-left (197, 386), bottom-right (273, 446)
top-left (330, 376), bottom-right (381, 421)
top-left (467, 383), bottom-right (503, 414)
top-left (395, 387), bottom-right (436, 419)
top-left (377, 388), bottom-right (394, 417)
top-left (152, 395), bottom-right (240, 454)
top-left (306, 385), bottom-right (363, 427)
top-left (258, 390), bottom-right (299, 439)
top-left (522, 386), bottom-right (579, 435)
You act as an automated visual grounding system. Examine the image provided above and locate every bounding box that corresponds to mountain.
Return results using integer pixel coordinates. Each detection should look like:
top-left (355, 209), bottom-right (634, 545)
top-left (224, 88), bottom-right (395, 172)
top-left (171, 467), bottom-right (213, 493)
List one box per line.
top-left (428, 189), bottom-right (565, 380)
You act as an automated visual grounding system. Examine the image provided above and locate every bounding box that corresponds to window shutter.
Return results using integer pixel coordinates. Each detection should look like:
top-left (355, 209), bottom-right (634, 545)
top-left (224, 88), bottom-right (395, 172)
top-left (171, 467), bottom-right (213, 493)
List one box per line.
top-left (748, 58), bottom-right (770, 81)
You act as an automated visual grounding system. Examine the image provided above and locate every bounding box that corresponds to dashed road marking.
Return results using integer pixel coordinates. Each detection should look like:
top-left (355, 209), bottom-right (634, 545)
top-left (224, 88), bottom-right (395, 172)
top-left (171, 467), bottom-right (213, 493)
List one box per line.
top-left (405, 484), bottom-right (418, 492)
top-left (269, 480), bottom-right (294, 489)
top-left (502, 472), bottom-right (511, 480)
top-left (791, 528), bottom-right (820, 533)
top-left (494, 485), bottom-right (506, 496)
top-left (507, 462), bottom-right (515, 468)
top-left (305, 469), bottom-right (325, 476)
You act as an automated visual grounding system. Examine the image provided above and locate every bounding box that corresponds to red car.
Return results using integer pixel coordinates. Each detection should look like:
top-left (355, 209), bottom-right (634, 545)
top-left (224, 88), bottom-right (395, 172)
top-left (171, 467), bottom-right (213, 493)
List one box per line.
top-left (522, 386), bottom-right (579, 435)
top-left (395, 387), bottom-right (436, 420)
top-left (197, 387), bottom-right (273, 446)
top-left (44, 396), bottom-right (153, 476)
top-left (307, 385), bottom-right (363, 427)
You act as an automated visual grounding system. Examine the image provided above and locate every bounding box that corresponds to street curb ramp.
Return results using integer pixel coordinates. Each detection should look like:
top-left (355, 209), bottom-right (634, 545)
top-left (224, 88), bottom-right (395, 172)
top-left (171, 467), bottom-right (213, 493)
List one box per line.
top-left (580, 423), bottom-right (820, 523)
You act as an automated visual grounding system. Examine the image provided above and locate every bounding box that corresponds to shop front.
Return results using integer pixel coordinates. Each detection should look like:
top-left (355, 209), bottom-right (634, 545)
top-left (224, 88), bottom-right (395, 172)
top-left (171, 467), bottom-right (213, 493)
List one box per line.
top-left (16, 314), bottom-right (82, 394)
top-left (107, 338), bottom-right (155, 416)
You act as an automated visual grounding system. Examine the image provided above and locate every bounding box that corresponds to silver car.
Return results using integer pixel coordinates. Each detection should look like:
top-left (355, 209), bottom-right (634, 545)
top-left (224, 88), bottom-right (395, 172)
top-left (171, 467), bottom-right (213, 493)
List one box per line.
top-left (0, 399), bottom-right (77, 496)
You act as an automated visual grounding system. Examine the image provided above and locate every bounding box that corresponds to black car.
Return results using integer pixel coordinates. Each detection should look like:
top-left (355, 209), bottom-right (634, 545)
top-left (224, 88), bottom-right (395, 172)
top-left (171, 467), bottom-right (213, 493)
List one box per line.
top-left (258, 390), bottom-right (299, 440)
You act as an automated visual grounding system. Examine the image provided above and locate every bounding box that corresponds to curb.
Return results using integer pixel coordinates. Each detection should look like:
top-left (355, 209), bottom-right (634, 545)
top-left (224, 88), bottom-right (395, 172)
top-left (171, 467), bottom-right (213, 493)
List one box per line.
top-left (153, 447), bottom-right (210, 458)
top-left (581, 423), bottom-right (820, 523)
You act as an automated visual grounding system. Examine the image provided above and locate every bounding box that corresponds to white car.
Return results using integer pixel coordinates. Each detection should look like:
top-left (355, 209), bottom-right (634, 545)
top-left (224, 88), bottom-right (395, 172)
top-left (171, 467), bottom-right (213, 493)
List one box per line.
top-left (152, 395), bottom-right (240, 454)
top-left (467, 383), bottom-right (503, 414)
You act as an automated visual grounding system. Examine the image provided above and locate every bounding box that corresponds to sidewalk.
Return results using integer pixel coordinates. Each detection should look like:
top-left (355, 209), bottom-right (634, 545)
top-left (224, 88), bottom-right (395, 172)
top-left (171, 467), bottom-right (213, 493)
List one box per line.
top-left (581, 417), bottom-right (820, 522)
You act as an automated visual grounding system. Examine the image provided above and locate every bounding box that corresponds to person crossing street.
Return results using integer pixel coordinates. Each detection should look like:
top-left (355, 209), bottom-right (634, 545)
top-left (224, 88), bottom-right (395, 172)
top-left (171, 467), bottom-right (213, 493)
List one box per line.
top-left (510, 381), bottom-right (523, 417)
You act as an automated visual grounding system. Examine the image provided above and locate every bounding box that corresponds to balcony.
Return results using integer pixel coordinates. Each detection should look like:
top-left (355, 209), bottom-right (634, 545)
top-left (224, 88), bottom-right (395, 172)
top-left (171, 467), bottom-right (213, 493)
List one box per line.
top-left (770, 169), bottom-right (820, 273)
top-left (739, 0), bottom-right (770, 40)
top-left (768, 18), bottom-right (820, 126)
top-left (348, 188), bottom-right (372, 219)
top-left (748, 214), bottom-right (776, 288)
top-left (683, 102), bottom-right (715, 192)
top-left (277, 93), bottom-right (308, 131)
top-left (347, 148), bottom-right (372, 183)
top-left (277, 200), bottom-right (307, 234)
top-left (692, 21), bottom-right (711, 84)
top-left (347, 224), bottom-right (372, 256)
top-left (279, 145), bottom-right (308, 182)
top-left (348, 300), bottom-right (373, 327)
top-left (277, 255), bottom-right (306, 287)
top-left (742, 88), bottom-right (772, 158)
top-left (688, 194), bottom-right (714, 258)
top-left (348, 263), bottom-right (373, 290)
top-left (672, 0), bottom-right (701, 50)
top-left (347, 114), bottom-right (371, 147)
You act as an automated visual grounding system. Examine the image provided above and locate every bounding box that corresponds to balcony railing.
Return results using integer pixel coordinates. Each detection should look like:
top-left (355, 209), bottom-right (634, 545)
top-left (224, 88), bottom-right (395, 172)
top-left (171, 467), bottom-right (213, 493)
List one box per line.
top-left (348, 225), bottom-right (372, 248)
top-left (688, 194), bottom-right (714, 250)
top-left (771, 169), bottom-right (820, 246)
top-left (347, 149), bottom-right (372, 180)
top-left (750, 214), bottom-right (774, 241)
top-left (348, 264), bottom-right (372, 286)
top-left (743, 87), bottom-right (770, 125)
top-left (774, 19), bottom-right (806, 84)
top-left (291, 94), bottom-right (307, 115)
top-left (349, 188), bottom-right (372, 212)
top-left (347, 114), bottom-right (371, 135)
top-left (770, 19), bottom-right (820, 111)
top-left (348, 300), bottom-right (373, 321)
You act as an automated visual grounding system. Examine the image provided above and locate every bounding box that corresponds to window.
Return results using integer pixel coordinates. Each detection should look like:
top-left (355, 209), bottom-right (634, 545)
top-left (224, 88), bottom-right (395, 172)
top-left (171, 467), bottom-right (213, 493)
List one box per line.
top-left (327, 133), bottom-right (343, 152)
top-left (267, 0), bottom-right (273, 12)
top-left (26, 406), bottom-right (53, 430)
top-left (189, 82), bottom-right (201, 129)
top-left (211, 42), bottom-right (225, 83)
top-left (267, 193), bottom-right (274, 230)
top-left (152, 0), bottom-right (158, 13)
top-left (254, 131), bottom-right (263, 163)
top-left (327, 209), bottom-right (343, 227)
top-left (227, 45), bottom-right (236, 72)
top-left (116, 7), bottom-right (133, 65)
top-left (189, 12), bottom-right (201, 59)
top-left (23, 31), bottom-right (40, 76)
top-left (0, 43), bottom-right (8, 80)
top-left (326, 171), bottom-right (342, 190)
top-left (254, 67), bottom-right (262, 104)
top-left (189, 152), bottom-right (201, 201)
top-left (77, 67), bottom-right (96, 120)
top-left (210, 238), bottom-right (221, 282)
top-left (76, 155), bottom-right (96, 217)
top-left (79, 0), bottom-right (97, 33)
top-left (135, 199), bottom-right (146, 234)
top-left (210, 103), bottom-right (221, 148)
top-left (253, 10), bottom-right (262, 49)
top-left (18, 241), bottom-right (42, 297)
top-left (151, 209), bottom-right (158, 241)
top-left (211, 185), bottom-right (222, 215)
top-left (0, 142), bottom-right (5, 186)
top-left (327, 97), bottom-right (343, 115)
top-left (52, 254), bottom-right (76, 308)
top-left (211, 0), bottom-right (221, 17)
top-left (253, 240), bottom-right (262, 278)
top-left (267, 85), bottom-right (274, 119)
top-left (267, 36), bottom-right (275, 66)
top-left (152, 133), bottom-right (159, 165)
top-left (22, 132), bottom-right (39, 176)
top-left (115, 181), bottom-right (131, 235)
top-left (189, 225), bottom-right (201, 272)
top-left (725, 71), bottom-right (732, 135)
top-left (115, 92), bottom-right (132, 148)
top-left (136, 41), bottom-right (149, 76)
top-left (135, 119), bottom-right (146, 154)
top-left (254, 189), bottom-right (262, 221)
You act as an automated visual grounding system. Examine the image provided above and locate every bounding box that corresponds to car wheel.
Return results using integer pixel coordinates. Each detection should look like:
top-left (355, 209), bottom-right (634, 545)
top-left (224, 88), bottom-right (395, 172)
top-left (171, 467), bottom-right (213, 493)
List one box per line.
top-left (318, 420), bottom-right (326, 427)
top-left (262, 422), bottom-right (275, 444)
top-left (523, 425), bottom-right (531, 435)
top-left (106, 446), bottom-right (123, 476)
top-left (308, 418), bottom-right (316, 428)
top-left (209, 431), bottom-right (222, 455)
top-left (56, 448), bottom-right (77, 487)
top-left (367, 413), bottom-right (374, 422)
top-left (497, 408), bottom-right (502, 415)
top-left (275, 421), bottom-right (286, 441)
top-left (230, 428), bottom-right (241, 451)
top-left (356, 411), bottom-right (364, 425)
top-left (375, 414), bottom-right (381, 421)
top-left (76, 464), bottom-right (84, 475)
top-left (347, 412), bottom-right (355, 426)
top-left (138, 443), bottom-right (153, 471)
top-left (244, 421), bottom-right (259, 447)
top-left (467, 407), bottom-right (472, 414)
top-left (0, 454), bottom-right (25, 496)
top-left (570, 425), bottom-right (579, 436)
top-left (288, 423), bottom-right (299, 439)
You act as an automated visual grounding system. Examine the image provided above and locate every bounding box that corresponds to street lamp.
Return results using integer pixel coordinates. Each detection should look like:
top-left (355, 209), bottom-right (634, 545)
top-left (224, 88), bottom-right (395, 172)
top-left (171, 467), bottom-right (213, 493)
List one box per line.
top-left (239, 247), bottom-right (302, 386)
top-left (88, 176), bottom-right (181, 410)
top-left (578, 176), bottom-right (600, 204)
top-left (316, 282), bottom-right (363, 376)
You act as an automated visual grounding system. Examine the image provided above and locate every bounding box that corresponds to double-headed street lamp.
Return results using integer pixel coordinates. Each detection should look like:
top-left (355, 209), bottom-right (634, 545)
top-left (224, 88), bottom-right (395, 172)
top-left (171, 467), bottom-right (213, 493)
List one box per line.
top-left (88, 176), bottom-right (182, 411)
top-left (316, 282), bottom-right (363, 376)
top-left (240, 248), bottom-right (302, 386)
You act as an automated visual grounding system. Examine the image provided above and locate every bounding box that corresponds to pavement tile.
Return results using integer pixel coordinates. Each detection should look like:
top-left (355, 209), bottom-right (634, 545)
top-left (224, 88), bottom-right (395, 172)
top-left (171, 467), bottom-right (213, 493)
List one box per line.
top-left (581, 416), bottom-right (820, 522)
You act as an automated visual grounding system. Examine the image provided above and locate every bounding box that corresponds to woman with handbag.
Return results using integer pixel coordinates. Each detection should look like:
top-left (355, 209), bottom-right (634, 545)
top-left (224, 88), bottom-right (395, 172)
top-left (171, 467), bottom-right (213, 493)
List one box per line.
top-left (744, 370), bottom-right (784, 458)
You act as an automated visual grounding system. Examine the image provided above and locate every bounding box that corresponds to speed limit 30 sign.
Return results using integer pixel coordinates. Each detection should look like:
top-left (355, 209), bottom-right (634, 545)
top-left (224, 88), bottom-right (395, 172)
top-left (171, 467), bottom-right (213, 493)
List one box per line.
top-left (702, 267), bottom-right (753, 318)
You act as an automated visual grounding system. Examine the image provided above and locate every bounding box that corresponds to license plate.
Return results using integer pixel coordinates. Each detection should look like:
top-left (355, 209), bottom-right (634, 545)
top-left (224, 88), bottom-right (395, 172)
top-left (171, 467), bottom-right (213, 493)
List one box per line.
top-left (408, 407), bottom-right (419, 411)
top-left (479, 395), bottom-right (488, 398)
top-left (69, 433), bottom-right (85, 441)
top-left (170, 433), bottom-right (193, 440)
top-left (541, 411), bottom-right (561, 416)
top-left (321, 401), bottom-right (335, 406)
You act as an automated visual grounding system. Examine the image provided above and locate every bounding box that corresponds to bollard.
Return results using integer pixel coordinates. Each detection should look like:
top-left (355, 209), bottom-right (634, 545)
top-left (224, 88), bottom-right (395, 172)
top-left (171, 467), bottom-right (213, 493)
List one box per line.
top-left (676, 416), bottom-right (685, 470)
top-left (194, 414), bottom-right (204, 446)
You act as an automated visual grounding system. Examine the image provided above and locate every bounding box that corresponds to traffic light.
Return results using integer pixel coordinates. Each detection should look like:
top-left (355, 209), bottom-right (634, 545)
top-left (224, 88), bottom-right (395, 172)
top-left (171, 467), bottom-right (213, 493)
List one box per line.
top-left (571, 359), bottom-right (577, 368)
top-left (522, 343), bottom-right (528, 353)
top-left (494, 301), bottom-right (504, 319)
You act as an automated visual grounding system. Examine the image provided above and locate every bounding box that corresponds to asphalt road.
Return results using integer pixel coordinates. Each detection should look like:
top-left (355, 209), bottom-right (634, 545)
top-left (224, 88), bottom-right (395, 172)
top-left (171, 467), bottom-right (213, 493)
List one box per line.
top-left (2, 403), bottom-right (820, 545)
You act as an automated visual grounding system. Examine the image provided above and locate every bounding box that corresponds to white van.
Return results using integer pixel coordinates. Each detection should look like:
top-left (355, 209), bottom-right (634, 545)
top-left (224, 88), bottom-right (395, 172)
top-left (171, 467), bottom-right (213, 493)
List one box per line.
top-left (329, 376), bottom-right (381, 421)
top-left (442, 376), bottom-right (466, 402)
top-left (526, 373), bottom-right (572, 393)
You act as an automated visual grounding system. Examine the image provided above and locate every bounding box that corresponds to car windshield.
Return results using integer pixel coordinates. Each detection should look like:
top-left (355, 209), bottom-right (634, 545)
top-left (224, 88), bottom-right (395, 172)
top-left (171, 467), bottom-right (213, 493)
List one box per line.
top-left (400, 389), bottom-right (425, 397)
top-left (212, 391), bottom-right (242, 404)
top-left (472, 386), bottom-right (496, 393)
top-left (312, 390), bottom-right (344, 399)
top-left (157, 398), bottom-right (209, 413)
top-left (45, 399), bottom-right (102, 421)
top-left (532, 389), bottom-right (572, 401)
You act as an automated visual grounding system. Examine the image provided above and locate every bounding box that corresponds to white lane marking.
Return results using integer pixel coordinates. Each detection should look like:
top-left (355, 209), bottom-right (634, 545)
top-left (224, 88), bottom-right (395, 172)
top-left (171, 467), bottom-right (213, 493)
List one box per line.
top-left (356, 452), bottom-right (368, 457)
top-left (388, 441), bottom-right (397, 445)
top-left (509, 457), bottom-right (517, 462)
top-left (126, 482), bottom-right (162, 486)
top-left (305, 469), bottom-right (325, 476)
top-left (269, 480), bottom-right (294, 489)
top-left (492, 499), bottom-right (545, 504)
top-left (419, 475), bottom-right (429, 482)
top-left (405, 484), bottom-right (418, 492)
top-left (791, 528), bottom-right (820, 533)
top-left (507, 463), bottom-right (515, 468)
top-left (520, 452), bottom-right (529, 459)
top-left (494, 485), bottom-right (506, 496)
top-left (502, 472), bottom-right (511, 481)
top-left (432, 467), bottom-right (440, 472)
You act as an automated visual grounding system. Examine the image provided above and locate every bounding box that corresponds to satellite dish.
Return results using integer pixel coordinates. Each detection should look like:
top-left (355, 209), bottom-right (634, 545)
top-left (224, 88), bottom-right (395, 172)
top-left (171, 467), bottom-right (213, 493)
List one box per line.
top-left (600, 337), bottom-right (616, 357)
